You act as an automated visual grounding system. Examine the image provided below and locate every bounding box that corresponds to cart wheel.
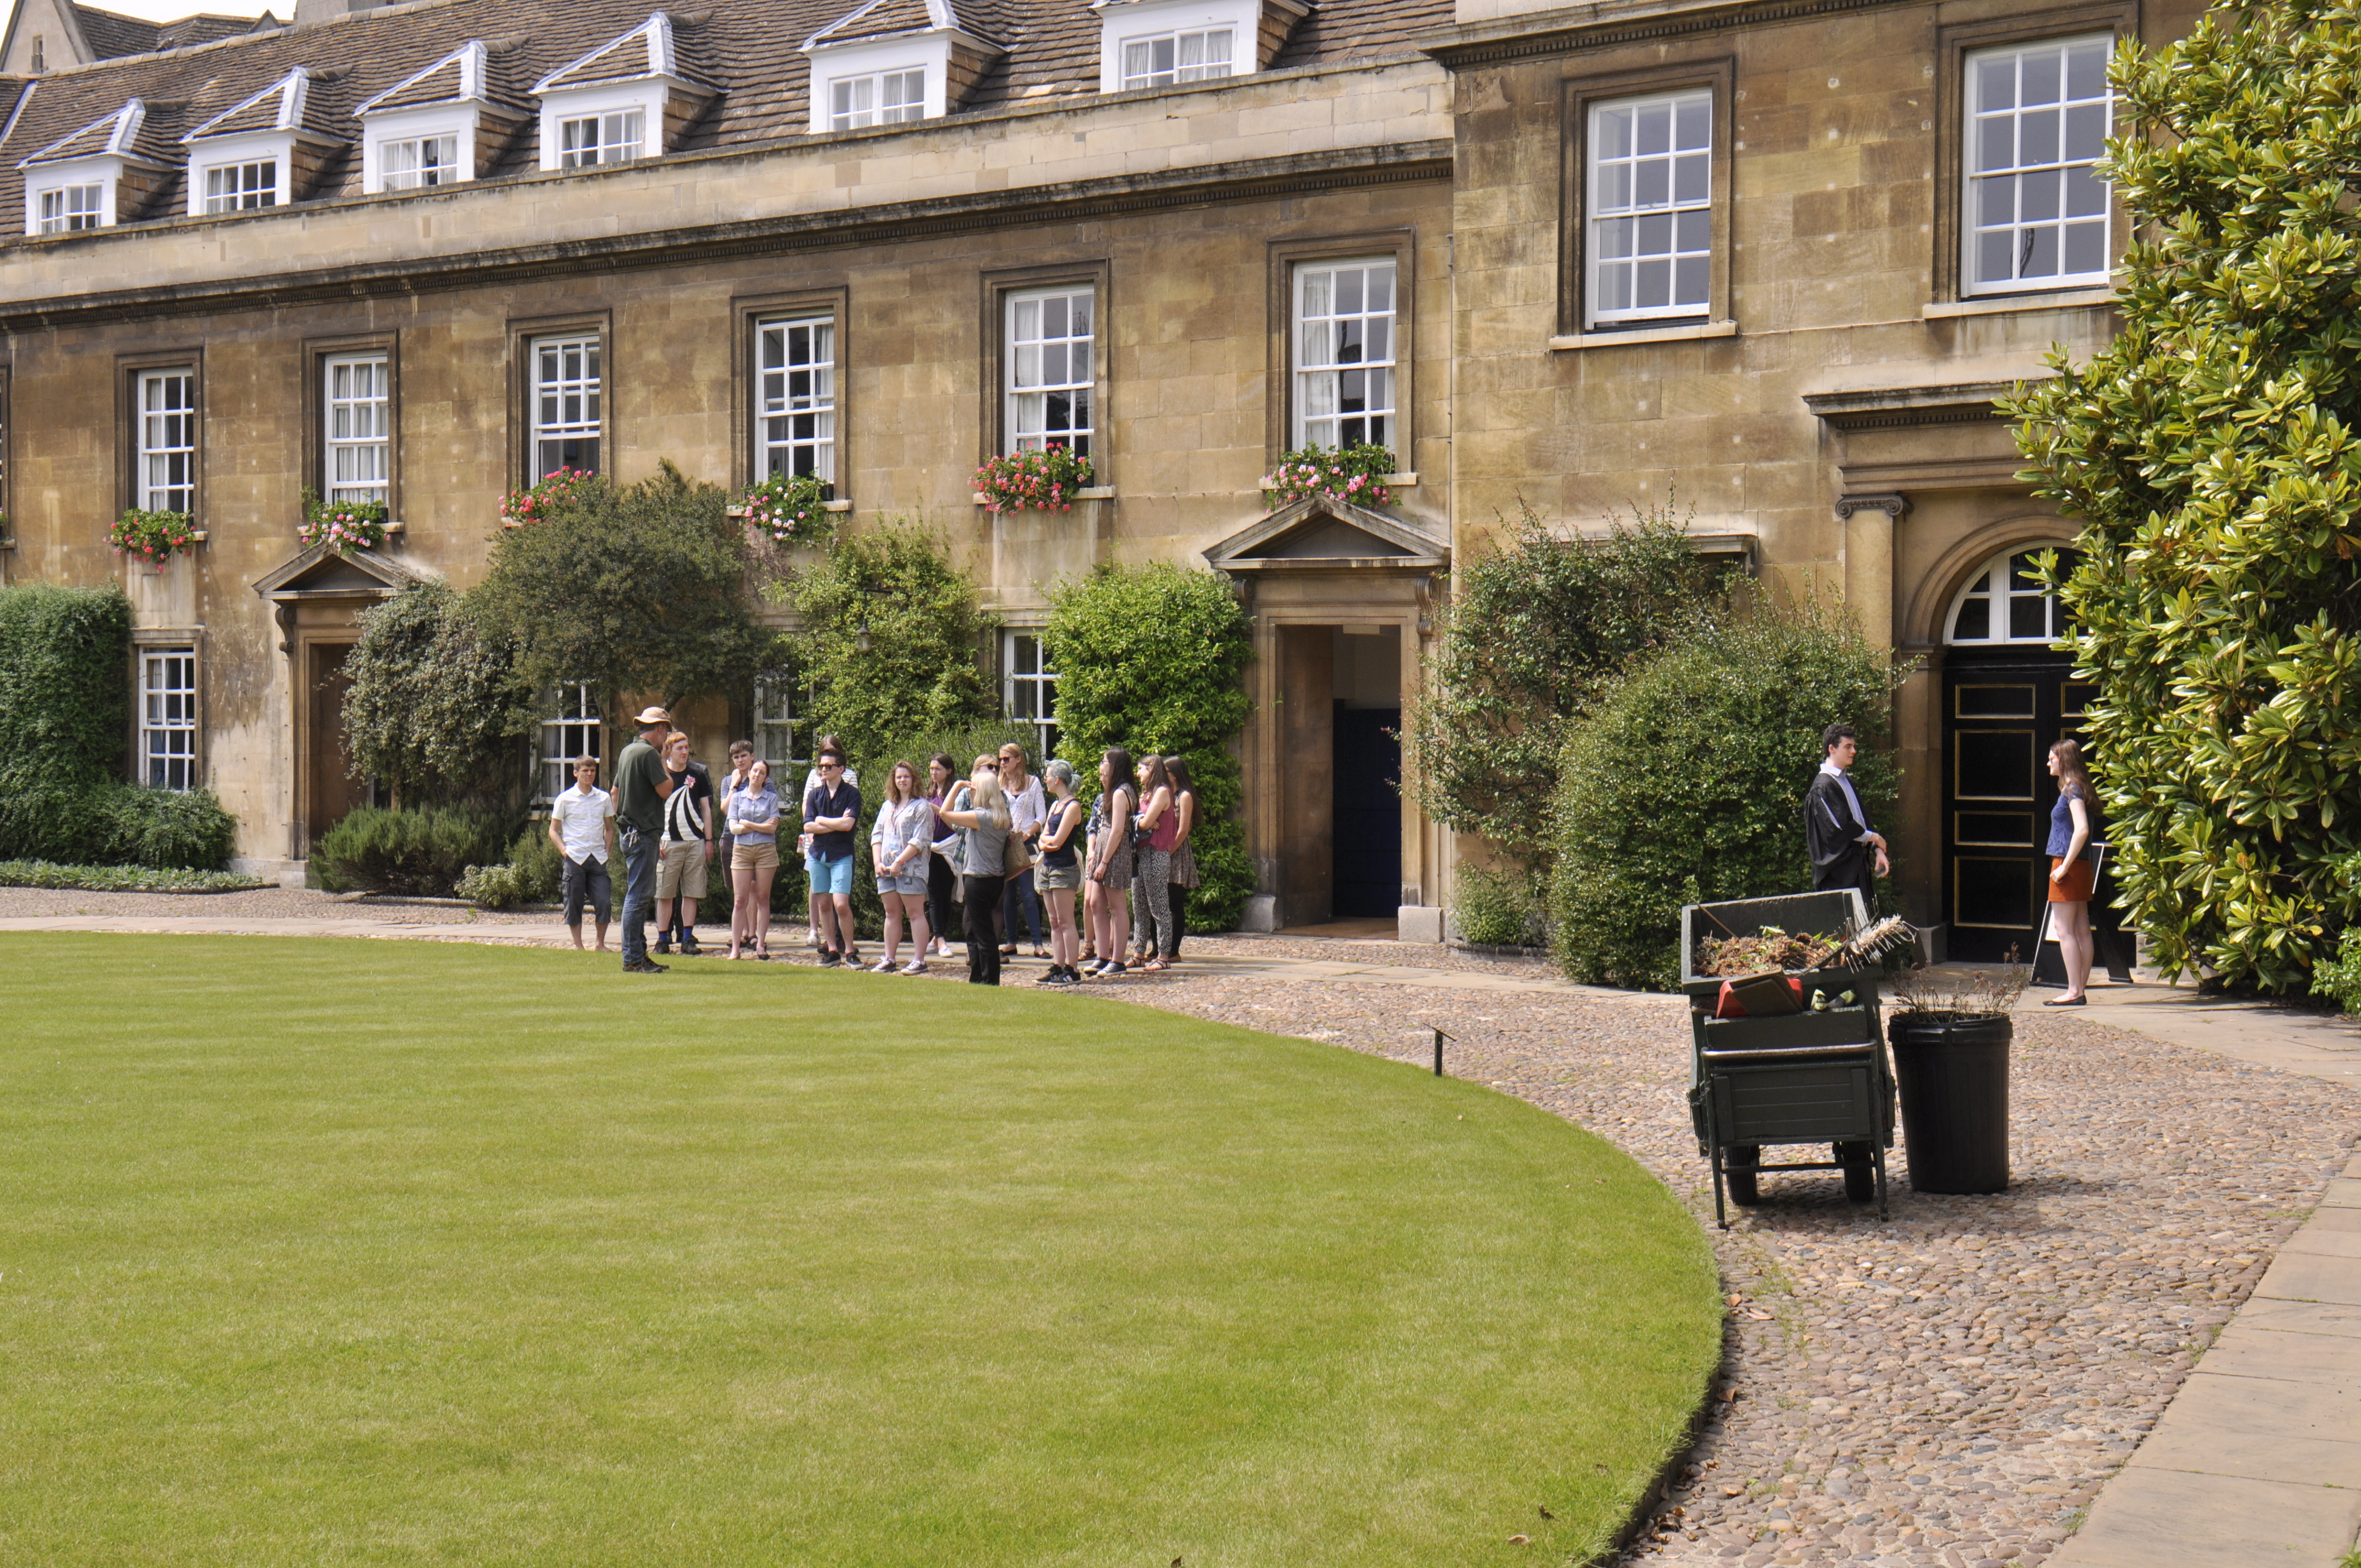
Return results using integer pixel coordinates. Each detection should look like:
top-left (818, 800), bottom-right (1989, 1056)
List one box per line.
top-left (1836, 1141), bottom-right (1875, 1203)
top-left (1725, 1145), bottom-right (1761, 1206)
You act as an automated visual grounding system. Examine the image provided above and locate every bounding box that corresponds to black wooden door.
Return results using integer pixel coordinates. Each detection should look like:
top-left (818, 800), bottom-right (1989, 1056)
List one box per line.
top-left (1331, 704), bottom-right (1402, 918)
top-left (1941, 649), bottom-right (2101, 962)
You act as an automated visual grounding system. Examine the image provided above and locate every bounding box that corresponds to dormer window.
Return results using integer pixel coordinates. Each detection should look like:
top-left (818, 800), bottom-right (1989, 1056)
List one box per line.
top-left (801, 0), bottom-right (1003, 135)
top-left (202, 160), bottom-right (277, 213)
top-left (18, 99), bottom-right (168, 237)
top-left (533, 13), bottom-right (717, 174)
top-left (37, 184), bottom-right (103, 233)
top-left (354, 41), bottom-right (527, 195)
top-left (1092, 0), bottom-right (1302, 95)
top-left (829, 69), bottom-right (924, 130)
top-left (1120, 28), bottom-right (1231, 89)
top-left (180, 67), bottom-right (341, 219)
top-left (558, 110), bottom-right (644, 168)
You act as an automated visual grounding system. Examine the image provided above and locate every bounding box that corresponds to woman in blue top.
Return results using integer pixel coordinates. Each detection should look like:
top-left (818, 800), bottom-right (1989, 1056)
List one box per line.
top-left (724, 759), bottom-right (782, 961)
top-left (2044, 738), bottom-right (2097, 1007)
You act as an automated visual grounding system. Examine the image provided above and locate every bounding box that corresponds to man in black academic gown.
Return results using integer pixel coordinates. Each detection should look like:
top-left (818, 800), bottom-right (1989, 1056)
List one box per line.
top-left (1807, 723), bottom-right (1888, 903)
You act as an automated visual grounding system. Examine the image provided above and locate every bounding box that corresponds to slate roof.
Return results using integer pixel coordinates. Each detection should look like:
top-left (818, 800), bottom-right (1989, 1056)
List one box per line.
top-left (807, 0), bottom-right (1002, 49)
top-left (355, 40), bottom-right (530, 116)
top-left (74, 3), bottom-right (276, 61)
top-left (0, 0), bottom-right (1451, 236)
top-left (17, 96), bottom-right (165, 165)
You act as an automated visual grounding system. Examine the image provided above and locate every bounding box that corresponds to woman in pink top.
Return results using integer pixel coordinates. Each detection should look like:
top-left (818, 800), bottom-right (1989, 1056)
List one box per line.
top-left (1129, 754), bottom-right (1178, 971)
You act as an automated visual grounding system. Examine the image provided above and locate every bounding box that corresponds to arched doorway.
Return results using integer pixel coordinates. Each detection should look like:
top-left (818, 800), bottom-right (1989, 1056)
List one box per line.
top-left (1940, 545), bottom-right (2090, 962)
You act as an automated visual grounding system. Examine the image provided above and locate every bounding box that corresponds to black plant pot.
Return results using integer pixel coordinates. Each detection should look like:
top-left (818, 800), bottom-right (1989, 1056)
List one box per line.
top-left (1888, 1011), bottom-right (2011, 1194)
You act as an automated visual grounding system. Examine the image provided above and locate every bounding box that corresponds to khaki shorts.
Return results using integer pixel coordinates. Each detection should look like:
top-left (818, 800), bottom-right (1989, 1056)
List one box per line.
top-left (656, 838), bottom-right (709, 900)
top-left (1036, 861), bottom-right (1080, 892)
top-left (731, 841), bottom-right (779, 872)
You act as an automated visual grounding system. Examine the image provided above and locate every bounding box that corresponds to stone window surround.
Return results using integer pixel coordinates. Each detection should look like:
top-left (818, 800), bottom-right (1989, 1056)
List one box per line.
top-left (976, 259), bottom-right (1111, 483)
top-left (1932, 0), bottom-right (2134, 306)
top-left (360, 103), bottom-right (481, 195)
top-left (130, 628), bottom-right (205, 793)
top-left (505, 310), bottom-right (611, 487)
top-left (301, 330), bottom-right (402, 520)
top-left (730, 285), bottom-right (850, 494)
top-left (1555, 55), bottom-right (1734, 342)
top-left (0, 363), bottom-right (11, 545)
top-left (1000, 626), bottom-right (1058, 759)
top-left (1264, 230), bottom-right (1416, 473)
top-left (116, 346), bottom-right (203, 524)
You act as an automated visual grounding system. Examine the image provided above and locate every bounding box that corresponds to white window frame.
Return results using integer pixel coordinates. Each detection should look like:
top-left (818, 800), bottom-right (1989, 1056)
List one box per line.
top-left (537, 682), bottom-right (602, 804)
top-left (379, 134), bottom-right (460, 192)
top-left (530, 334), bottom-right (602, 480)
top-left (1962, 34), bottom-right (2115, 297)
top-left (1119, 27), bottom-right (1233, 90)
top-left (557, 108), bottom-right (645, 169)
top-left (357, 99), bottom-right (484, 194)
top-left (139, 646), bottom-right (199, 792)
top-left (200, 158), bottom-right (278, 214)
top-left (1002, 631), bottom-right (1058, 759)
top-left (1094, 0), bottom-right (1266, 95)
top-left (1586, 90), bottom-right (1713, 327)
top-left (1292, 257), bottom-right (1397, 455)
top-left (753, 672), bottom-right (801, 772)
top-left (138, 369), bottom-right (197, 515)
top-left (36, 182), bottom-right (104, 234)
top-left (1004, 286), bottom-right (1095, 459)
top-left (755, 317), bottom-right (836, 483)
top-left (324, 353), bottom-right (391, 507)
top-left (829, 68), bottom-right (926, 130)
top-left (1945, 546), bottom-right (2080, 645)
top-left (24, 160), bottom-right (123, 237)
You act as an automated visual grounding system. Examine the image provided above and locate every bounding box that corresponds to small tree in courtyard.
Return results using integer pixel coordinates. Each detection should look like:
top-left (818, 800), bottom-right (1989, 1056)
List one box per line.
top-left (469, 461), bottom-right (770, 714)
top-left (2008, 0), bottom-right (2361, 990)
top-left (782, 520), bottom-right (998, 766)
top-left (342, 581), bottom-right (531, 809)
top-left (1045, 563), bottom-right (1255, 931)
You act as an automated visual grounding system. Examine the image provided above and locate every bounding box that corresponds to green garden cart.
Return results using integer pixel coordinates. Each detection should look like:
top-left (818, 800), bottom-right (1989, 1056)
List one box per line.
top-left (1679, 890), bottom-right (1896, 1227)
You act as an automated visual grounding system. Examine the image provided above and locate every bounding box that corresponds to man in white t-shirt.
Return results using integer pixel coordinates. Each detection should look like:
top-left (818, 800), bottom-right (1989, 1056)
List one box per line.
top-left (548, 755), bottom-right (617, 951)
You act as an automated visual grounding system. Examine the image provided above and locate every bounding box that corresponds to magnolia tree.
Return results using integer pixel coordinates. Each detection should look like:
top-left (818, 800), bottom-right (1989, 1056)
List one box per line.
top-left (2009, 0), bottom-right (2361, 991)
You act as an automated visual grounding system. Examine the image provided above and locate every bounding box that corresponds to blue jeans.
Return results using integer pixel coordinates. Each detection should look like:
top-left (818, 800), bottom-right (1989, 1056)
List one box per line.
top-left (1002, 868), bottom-right (1041, 948)
top-left (619, 824), bottom-right (660, 965)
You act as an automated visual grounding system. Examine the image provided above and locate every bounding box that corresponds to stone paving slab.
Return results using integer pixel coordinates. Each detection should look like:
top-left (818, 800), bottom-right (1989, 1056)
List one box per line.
top-left (2044, 1468), bottom-right (2361, 1568)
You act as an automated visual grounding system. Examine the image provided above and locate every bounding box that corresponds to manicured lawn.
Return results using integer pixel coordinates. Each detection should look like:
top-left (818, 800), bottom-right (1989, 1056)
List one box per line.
top-left (0, 934), bottom-right (1720, 1566)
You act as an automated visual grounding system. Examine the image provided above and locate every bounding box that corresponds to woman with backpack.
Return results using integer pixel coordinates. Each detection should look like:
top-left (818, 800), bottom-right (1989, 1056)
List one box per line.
top-left (938, 761), bottom-right (1013, 986)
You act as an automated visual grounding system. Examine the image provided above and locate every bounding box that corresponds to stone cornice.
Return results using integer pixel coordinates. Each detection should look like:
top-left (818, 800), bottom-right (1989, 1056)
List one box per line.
top-left (1418, 0), bottom-right (1902, 68)
top-left (0, 139), bottom-right (1453, 329)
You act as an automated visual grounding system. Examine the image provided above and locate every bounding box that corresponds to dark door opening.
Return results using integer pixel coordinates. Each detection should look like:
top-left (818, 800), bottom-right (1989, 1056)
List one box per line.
top-left (1941, 648), bottom-right (2121, 962)
top-left (306, 643), bottom-right (365, 854)
top-left (1331, 626), bottom-right (1401, 919)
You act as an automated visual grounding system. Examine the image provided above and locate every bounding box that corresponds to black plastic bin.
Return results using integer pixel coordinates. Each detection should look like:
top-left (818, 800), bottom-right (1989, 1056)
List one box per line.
top-left (1888, 1012), bottom-right (2011, 1194)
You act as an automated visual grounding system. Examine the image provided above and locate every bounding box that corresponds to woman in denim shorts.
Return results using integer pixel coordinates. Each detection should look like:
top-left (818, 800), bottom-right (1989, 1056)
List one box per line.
top-left (869, 760), bottom-right (934, 974)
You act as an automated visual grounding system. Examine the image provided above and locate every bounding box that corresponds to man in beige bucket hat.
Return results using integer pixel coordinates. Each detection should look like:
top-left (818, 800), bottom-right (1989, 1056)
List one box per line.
top-left (612, 705), bottom-right (677, 972)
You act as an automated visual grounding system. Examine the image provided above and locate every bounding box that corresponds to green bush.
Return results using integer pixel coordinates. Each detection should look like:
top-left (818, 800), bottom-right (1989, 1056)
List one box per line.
top-left (2309, 927), bottom-right (2361, 1016)
top-left (1405, 498), bottom-right (1728, 881)
top-left (456, 826), bottom-right (569, 911)
top-left (0, 782), bottom-right (237, 870)
top-left (0, 584), bottom-right (132, 790)
top-left (2006, 6), bottom-right (2361, 991)
top-left (343, 582), bottom-right (531, 810)
top-left (313, 807), bottom-right (517, 897)
top-left (782, 521), bottom-right (999, 766)
top-left (1045, 563), bottom-right (1255, 932)
top-left (1550, 601), bottom-right (1904, 989)
top-left (1453, 864), bottom-right (1542, 948)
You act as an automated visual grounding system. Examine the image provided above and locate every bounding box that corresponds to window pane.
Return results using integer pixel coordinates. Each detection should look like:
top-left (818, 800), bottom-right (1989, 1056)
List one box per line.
top-left (1964, 36), bottom-right (2114, 293)
top-left (1588, 90), bottom-right (1712, 325)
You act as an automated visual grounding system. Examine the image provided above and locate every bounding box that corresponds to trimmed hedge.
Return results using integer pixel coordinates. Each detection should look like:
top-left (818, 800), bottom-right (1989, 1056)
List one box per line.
top-left (0, 583), bottom-right (132, 787)
top-left (312, 806), bottom-right (518, 897)
top-left (0, 860), bottom-right (264, 893)
top-left (0, 782), bottom-right (239, 872)
top-left (1550, 602), bottom-right (1903, 989)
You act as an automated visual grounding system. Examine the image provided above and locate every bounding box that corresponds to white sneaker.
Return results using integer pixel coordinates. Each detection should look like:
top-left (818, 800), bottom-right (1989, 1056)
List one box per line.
top-left (868, 959), bottom-right (894, 973)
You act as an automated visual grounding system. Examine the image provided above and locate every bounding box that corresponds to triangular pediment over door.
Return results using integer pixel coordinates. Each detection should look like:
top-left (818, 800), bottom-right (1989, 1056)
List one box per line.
top-left (1201, 496), bottom-right (1448, 573)
top-left (252, 543), bottom-right (440, 654)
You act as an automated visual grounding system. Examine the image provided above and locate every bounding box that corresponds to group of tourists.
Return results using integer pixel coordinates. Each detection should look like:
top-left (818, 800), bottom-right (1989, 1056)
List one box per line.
top-left (545, 706), bottom-right (1199, 986)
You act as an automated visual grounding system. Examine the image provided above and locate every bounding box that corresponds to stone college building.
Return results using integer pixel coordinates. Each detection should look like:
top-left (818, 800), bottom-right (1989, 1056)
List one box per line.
top-left (0, 0), bottom-right (2195, 957)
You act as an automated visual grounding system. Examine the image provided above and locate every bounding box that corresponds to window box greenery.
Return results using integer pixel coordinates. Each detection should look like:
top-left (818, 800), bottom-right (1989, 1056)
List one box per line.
top-left (300, 491), bottom-right (394, 556)
top-left (498, 467), bottom-right (600, 527)
top-left (732, 471), bottom-right (838, 546)
top-left (1261, 442), bottom-right (1400, 510)
top-left (108, 508), bottom-right (201, 570)
top-left (973, 445), bottom-right (1093, 514)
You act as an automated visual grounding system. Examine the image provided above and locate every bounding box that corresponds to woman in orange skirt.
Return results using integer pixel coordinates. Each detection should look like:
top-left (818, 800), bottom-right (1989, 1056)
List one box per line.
top-left (2043, 738), bottom-right (2097, 1005)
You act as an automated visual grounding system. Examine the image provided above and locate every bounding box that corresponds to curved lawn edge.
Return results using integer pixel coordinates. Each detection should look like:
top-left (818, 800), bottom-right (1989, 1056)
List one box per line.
top-left (1, 932), bottom-right (1726, 1565)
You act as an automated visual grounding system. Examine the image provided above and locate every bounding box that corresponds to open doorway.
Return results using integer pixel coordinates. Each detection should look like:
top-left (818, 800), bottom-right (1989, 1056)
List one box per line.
top-left (1331, 625), bottom-right (1401, 918)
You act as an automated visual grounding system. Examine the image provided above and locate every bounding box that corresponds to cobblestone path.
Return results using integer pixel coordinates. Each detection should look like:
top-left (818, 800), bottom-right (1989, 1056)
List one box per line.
top-left (1108, 957), bottom-right (2357, 1568)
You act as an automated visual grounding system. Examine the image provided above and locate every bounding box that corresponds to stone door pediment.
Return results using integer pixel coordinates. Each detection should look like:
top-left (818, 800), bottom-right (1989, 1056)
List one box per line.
top-left (1203, 496), bottom-right (1448, 573)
